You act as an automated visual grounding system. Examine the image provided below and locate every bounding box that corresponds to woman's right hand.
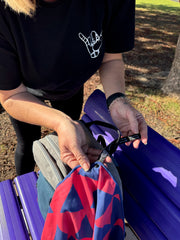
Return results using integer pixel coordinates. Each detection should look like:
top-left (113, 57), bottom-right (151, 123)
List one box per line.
top-left (56, 119), bottom-right (103, 171)
top-left (0, 83), bottom-right (104, 171)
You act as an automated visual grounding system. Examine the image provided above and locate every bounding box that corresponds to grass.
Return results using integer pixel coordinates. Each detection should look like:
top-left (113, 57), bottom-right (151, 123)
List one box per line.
top-left (127, 87), bottom-right (180, 116)
top-left (126, 86), bottom-right (180, 145)
top-left (125, 0), bottom-right (180, 149)
top-left (136, 0), bottom-right (180, 14)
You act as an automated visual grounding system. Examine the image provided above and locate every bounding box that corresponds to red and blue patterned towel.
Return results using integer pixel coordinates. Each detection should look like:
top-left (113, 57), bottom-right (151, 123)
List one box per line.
top-left (41, 162), bottom-right (125, 240)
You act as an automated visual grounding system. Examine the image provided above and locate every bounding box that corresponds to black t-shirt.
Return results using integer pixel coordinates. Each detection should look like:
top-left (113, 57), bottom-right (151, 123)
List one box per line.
top-left (0, 0), bottom-right (135, 100)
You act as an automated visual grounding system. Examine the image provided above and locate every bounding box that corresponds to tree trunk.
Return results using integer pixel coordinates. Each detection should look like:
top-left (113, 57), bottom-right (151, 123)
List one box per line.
top-left (162, 34), bottom-right (180, 95)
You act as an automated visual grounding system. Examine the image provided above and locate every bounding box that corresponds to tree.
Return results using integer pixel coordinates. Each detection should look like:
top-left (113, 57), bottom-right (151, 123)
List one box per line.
top-left (162, 34), bottom-right (180, 96)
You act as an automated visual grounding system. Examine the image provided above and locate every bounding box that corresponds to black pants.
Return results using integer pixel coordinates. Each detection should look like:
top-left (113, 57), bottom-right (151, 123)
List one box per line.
top-left (9, 88), bottom-right (84, 175)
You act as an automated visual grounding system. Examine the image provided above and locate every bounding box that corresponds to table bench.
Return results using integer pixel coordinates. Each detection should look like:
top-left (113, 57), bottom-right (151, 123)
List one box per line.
top-left (0, 172), bottom-right (44, 240)
top-left (0, 89), bottom-right (180, 240)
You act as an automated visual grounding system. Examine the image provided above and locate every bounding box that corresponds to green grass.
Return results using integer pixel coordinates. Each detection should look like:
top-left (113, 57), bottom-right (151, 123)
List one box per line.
top-left (126, 86), bottom-right (180, 143)
top-left (130, 0), bottom-right (180, 148)
top-left (0, 144), bottom-right (6, 152)
top-left (136, 0), bottom-right (180, 14)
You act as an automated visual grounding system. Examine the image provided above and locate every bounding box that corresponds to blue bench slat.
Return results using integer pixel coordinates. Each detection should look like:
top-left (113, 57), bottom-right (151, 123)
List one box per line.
top-left (84, 89), bottom-right (113, 124)
top-left (114, 150), bottom-right (180, 240)
top-left (120, 127), bottom-right (180, 208)
top-left (0, 180), bottom-right (29, 240)
top-left (84, 89), bottom-right (180, 208)
top-left (14, 172), bottom-right (44, 240)
top-left (123, 190), bottom-right (167, 240)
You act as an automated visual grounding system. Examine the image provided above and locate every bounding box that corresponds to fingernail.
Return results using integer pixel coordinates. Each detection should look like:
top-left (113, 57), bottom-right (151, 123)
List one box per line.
top-left (143, 141), bottom-right (148, 145)
top-left (83, 163), bottom-right (89, 171)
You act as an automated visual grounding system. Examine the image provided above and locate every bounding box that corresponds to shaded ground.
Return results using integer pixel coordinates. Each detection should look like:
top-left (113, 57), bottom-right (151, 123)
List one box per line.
top-left (125, 5), bottom-right (180, 89)
top-left (0, 4), bottom-right (180, 181)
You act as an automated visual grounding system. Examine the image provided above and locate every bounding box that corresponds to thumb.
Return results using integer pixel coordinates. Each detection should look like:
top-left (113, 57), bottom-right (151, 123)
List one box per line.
top-left (78, 32), bottom-right (88, 44)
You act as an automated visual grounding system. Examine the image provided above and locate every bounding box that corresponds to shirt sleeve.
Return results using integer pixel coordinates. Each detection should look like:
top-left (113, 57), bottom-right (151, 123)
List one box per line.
top-left (0, 9), bottom-right (22, 90)
top-left (103, 0), bottom-right (135, 53)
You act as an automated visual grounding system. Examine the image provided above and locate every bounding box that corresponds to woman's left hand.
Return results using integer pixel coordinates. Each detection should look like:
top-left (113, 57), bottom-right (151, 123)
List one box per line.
top-left (109, 97), bottom-right (148, 148)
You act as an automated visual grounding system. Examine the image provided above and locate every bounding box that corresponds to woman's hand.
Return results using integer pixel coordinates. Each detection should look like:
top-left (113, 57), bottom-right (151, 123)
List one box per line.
top-left (99, 53), bottom-right (148, 148)
top-left (0, 83), bottom-right (104, 171)
top-left (56, 119), bottom-right (103, 171)
top-left (109, 97), bottom-right (148, 148)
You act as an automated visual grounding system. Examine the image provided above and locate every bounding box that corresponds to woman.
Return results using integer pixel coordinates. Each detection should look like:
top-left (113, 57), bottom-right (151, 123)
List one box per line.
top-left (0, 0), bottom-right (147, 175)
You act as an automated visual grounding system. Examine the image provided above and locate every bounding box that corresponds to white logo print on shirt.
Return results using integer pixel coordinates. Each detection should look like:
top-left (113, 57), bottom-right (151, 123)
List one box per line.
top-left (78, 31), bottom-right (103, 58)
